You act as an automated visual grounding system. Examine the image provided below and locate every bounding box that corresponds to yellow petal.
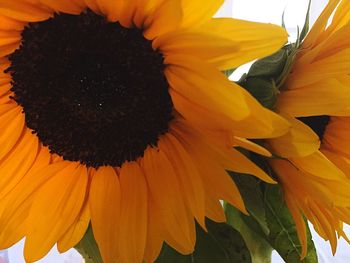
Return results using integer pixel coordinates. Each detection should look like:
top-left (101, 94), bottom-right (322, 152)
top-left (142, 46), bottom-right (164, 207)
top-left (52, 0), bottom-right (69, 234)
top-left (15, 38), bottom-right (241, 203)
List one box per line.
top-left (165, 55), bottom-right (250, 122)
top-left (0, 129), bottom-right (39, 198)
top-left (322, 149), bottom-right (350, 179)
top-left (0, 159), bottom-right (68, 245)
top-left (287, 48), bottom-right (350, 88)
top-left (205, 197), bottom-right (226, 223)
top-left (157, 18), bottom-right (287, 70)
top-left (84, 0), bottom-right (101, 14)
top-left (0, 30), bottom-right (21, 46)
top-left (133, 0), bottom-right (163, 28)
top-left (290, 151), bottom-right (346, 180)
top-left (284, 194), bottom-right (308, 258)
top-left (322, 117), bottom-right (350, 158)
top-left (180, 0), bottom-right (224, 28)
top-left (232, 136), bottom-right (272, 157)
top-left (39, 0), bottom-right (85, 14)
top-left (228, 148), bottom-right (276, 183)
top-left (117, 161), bottom-right (148, 263)
top-left (95, 0), bottom-right (123, 22)
top-left (24, 164), bottom-right (87, 262)
top-left (143, 0), bottom-right (181, 40)
top-left (301, 0), bottom-right (341, 52)
top-left (0, 106), bottom-right (25, 162)
top-left (89, 166), bottom-right (121, 263)
top-left (141, 146), bottom-right (195, 254)
top-left (143, 195), bottom-right (164, 263)
top-left (0, 42), bottom-right (20, 57)
top-left (57, 201), bottom-right (90, 253)
top-left (0, 0), bottom-right (52, 22)
top-left (0, 14), bottom-right (25, 31)
top-left (172, 123), bottom-right (247, 214)
top-left (279, 77), bottom-right (350, 117)
top-left (158, 132), bottom-right (206, 228)
top-left (268, 116), bottom-right (320, 158)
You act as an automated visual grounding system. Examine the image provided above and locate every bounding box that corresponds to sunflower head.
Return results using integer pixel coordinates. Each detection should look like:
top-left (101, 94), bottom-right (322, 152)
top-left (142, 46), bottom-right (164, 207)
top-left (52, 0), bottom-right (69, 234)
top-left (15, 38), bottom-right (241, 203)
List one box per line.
top-left (0, 0), bottom-right (289, 262)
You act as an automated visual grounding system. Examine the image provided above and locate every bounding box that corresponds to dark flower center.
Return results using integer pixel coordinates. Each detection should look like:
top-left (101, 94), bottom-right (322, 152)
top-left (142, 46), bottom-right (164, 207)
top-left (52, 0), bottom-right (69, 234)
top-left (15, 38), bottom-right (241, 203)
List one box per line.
top-left (7, 10), bottom-right (174, 167)
top-left (298, 115), bottom-right (330, 140)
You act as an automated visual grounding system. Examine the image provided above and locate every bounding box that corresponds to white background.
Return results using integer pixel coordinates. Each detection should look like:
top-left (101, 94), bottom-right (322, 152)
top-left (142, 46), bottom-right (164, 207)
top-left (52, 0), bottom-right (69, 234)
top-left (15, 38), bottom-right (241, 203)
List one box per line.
top-left (1, 0), bottom-right (348, 262)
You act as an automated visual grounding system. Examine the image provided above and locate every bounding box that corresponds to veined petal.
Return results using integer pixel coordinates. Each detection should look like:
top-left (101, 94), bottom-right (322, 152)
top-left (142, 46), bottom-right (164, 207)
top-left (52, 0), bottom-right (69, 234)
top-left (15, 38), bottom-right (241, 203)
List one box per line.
top-left (157, 18), bottom-right (287, 70)
top-left (205, 197), bottom-right (226, 223)
top-left (180, 0), bottom-right (224, 28)
top-left (89, 166), bottom-right (121, 263)
top-left (301, 0), bottom-right (341, 52)
top-left (0, 0), bottom-right (52, 22)
top-left (24, 164), bottom-right (87, 262)
top-left (279, 77), bottom-right (350, 117)
top-left (171, 122), bottom-right (247, 214)
top-left (0, 30), bottom-right (21, 46)
top-left (117, 161), bottom-right (147, 263)
top-left (95, 0), bottom-right (123, 22)
top-left (84, 0), bottom-right (101, 13)
top-left (289, 151), bottom-right (346, 181)
top-left (0, 106), bottom-right (25, 162)
top-left (57, 201), bottom-right (90, 253)
top-left (0, 42), bottom-right (20, 57)
top-left (143, 0), bottom-right (181, 40)
top-left (284, 194), bottom-right (308, 258)
top-left (158, 132), bottom-right (206, 228)
top-left (0, 129), bottom-right (39, 198)
top-left (141, 146), bottom-right (195, 254)
top-left (286, 49), bottom-right (350, 88)
top-left (268, 116), bottom-right (320, 158)
top-left (165, 55), bottom-right (250, 122)
top-left (39, 0), bottom-right (85, 14)
top-left (0, 14), bottom-right (25, 31)
top-left (143, 196), bottom-right (164, 263)
top-left (232, 136), bottom-right (272, 157)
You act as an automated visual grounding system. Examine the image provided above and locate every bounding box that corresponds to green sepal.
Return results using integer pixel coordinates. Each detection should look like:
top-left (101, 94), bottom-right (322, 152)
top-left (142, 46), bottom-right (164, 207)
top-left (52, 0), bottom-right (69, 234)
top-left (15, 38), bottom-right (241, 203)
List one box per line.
top-left (75, 226), bottom-right (103, 263)
top-left (300, 0), bottom-right (312, 42)
top-left (225, 175), bottom-right (318, 263)
top-left (155, 220), bottom-right (251, 263)
top-left (239, 77), bottom-right (278, 110)
top-left (245, 49), bottom-right (288, 79)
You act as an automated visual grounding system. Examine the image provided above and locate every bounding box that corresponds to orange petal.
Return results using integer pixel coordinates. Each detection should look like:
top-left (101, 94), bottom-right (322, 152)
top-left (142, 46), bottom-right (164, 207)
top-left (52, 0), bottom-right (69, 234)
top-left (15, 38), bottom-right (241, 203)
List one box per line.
top-left (24, 164), bottom-right (88, 262)
top-left (158, 133), bottom-right (206, 228)
top-left (143, 195), bottom-right (164, 263)
top-left (39, 0), bottom-right (85, 14)
top-left (141, 146), bottom-right (195, 254)
top-left (0, 129), bottom-right (39, 198)
top-left (0, 0), bottom-right (52, 22)
top-left (89, 166), bottom-right (121, 263)
top-left (117, 161), bottom-right (148, 263)
top-left (57, 201), bottom-right (90, 253)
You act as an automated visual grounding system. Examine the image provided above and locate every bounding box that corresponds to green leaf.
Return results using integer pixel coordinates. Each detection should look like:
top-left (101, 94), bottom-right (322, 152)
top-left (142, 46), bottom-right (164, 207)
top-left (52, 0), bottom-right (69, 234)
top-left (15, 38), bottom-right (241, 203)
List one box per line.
top-left (262, 184), bottom-right (318, 263)
top-left (229, 172), bottom-right (269, 235)
top-left (155, 220), bottom-right (252, 263)
top-left (225, 169), bottom-right (318, 263)
top-left (225, 204), bottom-right (273, 263)
top-left (75, 226), bottom-right (103, 263)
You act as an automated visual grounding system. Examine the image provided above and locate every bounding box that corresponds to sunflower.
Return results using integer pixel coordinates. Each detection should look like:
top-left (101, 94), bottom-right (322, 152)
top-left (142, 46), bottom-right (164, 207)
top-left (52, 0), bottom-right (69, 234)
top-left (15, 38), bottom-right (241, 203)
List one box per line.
top-left (268, 0), bottom-right (350, 256)
top-left (0, 0), bottom-right (289, 262)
